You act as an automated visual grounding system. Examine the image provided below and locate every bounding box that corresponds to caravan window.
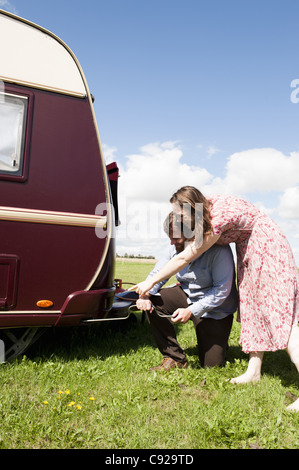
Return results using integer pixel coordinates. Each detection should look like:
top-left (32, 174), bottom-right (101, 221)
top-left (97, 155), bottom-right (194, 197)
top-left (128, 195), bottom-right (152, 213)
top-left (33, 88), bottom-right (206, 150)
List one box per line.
top-left (0, 93), bottom-right (28, 175)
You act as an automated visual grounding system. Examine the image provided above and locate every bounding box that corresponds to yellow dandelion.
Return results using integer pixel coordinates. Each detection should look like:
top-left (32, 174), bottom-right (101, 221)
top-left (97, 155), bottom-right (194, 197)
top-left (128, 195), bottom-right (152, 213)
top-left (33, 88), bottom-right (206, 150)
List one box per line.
top-left (58, 390), bottom-right (63, 394)
top-left (76, 405), bottom-right (82, 410)
top-left (43, 401), bottom-right (49, 405)
top-left (67, 401), bottom-right (76, 407)
top-left (65, 390), bottom-right (70, 395)
top-left (89, 397), bottom-right (95, 401)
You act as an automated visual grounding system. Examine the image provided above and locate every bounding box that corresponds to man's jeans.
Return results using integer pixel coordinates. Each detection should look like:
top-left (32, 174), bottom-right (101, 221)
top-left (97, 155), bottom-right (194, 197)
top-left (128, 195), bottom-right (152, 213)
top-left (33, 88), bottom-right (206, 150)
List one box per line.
top-left (148, 285), bottom-right (233, 367)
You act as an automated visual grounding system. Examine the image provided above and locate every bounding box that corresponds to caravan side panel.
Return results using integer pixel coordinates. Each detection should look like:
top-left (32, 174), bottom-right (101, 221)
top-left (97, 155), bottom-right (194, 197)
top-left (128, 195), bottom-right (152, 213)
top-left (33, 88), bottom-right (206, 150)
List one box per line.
top-left (0, 11), bottom-right (115, 326)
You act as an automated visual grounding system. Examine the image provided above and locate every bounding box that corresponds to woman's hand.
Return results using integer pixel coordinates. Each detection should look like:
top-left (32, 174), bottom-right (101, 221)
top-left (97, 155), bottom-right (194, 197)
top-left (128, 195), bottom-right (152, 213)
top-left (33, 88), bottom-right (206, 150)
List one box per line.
top-left (171, 308), bottom-right (192, 324)
top-left (128, 279), bottom-right (154, 296)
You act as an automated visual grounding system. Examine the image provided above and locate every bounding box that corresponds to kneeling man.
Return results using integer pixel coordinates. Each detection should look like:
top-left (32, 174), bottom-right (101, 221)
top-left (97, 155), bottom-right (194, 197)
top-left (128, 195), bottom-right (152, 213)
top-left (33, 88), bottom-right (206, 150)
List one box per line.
top-left (137, 212), bottom-right (239, 370)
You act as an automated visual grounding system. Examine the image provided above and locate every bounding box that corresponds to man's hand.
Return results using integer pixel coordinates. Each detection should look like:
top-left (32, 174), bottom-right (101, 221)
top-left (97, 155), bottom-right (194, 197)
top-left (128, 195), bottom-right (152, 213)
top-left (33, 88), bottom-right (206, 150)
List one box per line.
top-left (136, 295), bottom-right (154, 313)
top-left (171, 308), bottom-right (192, 324)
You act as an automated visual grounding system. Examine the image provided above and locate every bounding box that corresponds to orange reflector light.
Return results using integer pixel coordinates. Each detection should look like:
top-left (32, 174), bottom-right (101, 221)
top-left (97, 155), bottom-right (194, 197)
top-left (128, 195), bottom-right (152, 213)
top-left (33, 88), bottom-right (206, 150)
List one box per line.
top-left (36, 300), bottom-right (54, 308)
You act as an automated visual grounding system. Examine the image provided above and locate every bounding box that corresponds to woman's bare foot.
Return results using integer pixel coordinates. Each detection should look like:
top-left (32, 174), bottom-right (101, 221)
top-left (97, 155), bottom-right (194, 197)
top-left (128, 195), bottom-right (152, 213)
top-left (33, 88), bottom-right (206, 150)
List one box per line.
top-left (230, 351), bottom-right (264, 385)
top-left (287, 398), bottom-right (299, 412)
top-left (286, 326), bottom-right (299, 412)
top-left (230, 370), bottom-right (261, 384)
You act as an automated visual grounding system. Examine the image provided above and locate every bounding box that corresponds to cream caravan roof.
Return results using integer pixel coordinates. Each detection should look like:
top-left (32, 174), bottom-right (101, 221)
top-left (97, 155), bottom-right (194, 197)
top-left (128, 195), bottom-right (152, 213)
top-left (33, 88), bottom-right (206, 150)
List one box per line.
top-left (0, 10), bottom-right (87, 97)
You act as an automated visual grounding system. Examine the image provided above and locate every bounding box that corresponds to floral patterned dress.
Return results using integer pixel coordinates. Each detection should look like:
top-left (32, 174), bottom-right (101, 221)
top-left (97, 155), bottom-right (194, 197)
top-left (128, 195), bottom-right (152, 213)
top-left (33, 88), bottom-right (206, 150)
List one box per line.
top-left (208, 194), bottom-right (299, 353)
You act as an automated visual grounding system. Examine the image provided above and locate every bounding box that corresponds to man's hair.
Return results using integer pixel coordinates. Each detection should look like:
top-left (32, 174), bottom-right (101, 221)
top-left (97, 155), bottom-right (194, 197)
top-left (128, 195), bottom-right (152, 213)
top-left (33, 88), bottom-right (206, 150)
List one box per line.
top-left (163, 211), bottom-right (195, 241)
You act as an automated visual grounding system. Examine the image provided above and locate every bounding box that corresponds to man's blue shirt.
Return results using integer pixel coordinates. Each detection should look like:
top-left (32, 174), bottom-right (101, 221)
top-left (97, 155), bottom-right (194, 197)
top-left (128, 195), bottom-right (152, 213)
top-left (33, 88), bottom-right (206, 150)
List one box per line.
top-left (147, 244), bottom-right (239, 319)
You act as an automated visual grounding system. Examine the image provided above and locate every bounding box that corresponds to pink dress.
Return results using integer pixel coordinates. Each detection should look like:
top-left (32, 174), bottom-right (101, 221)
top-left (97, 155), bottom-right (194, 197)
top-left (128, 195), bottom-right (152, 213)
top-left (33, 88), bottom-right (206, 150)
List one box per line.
top-left (208, 194), bottom-right (299, 353)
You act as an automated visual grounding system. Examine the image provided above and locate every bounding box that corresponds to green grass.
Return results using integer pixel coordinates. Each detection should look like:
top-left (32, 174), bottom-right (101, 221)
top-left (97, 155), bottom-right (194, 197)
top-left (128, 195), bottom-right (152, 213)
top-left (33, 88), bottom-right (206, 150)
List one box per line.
top-left (0, 260), bottom-right (298, 449)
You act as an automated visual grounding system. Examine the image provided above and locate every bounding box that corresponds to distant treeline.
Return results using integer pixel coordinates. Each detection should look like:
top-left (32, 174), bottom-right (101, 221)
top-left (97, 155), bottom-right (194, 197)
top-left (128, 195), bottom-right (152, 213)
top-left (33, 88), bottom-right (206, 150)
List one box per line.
top-left (116, 253), bottom-right (156, 259)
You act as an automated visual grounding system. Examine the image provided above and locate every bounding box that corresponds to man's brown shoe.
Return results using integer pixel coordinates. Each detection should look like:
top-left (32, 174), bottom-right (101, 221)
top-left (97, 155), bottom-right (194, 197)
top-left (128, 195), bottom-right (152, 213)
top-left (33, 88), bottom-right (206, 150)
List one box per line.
top-left (150, 356), bottom-right (188, 372)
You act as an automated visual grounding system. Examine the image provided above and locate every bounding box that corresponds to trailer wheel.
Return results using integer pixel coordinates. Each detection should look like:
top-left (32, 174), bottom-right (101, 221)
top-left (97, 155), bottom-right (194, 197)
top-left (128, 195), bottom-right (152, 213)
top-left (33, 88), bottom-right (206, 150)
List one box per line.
top-left (0, 327), bottom-right (46, 362)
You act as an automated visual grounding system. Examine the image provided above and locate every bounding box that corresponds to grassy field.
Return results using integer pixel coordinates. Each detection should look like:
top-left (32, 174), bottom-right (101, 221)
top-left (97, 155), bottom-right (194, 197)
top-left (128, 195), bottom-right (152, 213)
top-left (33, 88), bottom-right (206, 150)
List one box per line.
top-left (0, 260), bottom-right (298, 449)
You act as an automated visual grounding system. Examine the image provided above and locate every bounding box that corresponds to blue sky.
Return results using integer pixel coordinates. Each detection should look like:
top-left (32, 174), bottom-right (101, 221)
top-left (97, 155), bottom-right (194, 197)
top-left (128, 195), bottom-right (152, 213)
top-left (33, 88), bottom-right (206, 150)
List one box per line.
top-left (1, 0), bottom-right (299, 262)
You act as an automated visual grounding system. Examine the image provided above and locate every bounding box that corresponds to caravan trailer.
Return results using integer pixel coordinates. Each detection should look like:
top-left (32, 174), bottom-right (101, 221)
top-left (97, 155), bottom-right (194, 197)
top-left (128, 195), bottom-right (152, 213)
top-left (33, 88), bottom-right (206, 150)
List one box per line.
top-left (0, 9), bottom-right (131, 359)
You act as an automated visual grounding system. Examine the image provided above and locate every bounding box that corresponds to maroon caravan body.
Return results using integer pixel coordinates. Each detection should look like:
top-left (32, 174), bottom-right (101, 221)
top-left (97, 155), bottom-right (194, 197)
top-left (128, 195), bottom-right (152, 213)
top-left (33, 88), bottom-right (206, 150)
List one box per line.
top-left (0, 10), bottom-right (130, 359)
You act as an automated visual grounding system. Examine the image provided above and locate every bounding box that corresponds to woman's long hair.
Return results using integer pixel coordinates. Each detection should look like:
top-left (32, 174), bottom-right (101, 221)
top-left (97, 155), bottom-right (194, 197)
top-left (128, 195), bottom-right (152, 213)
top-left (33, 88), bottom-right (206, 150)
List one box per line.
top-left (169, 186), bottom-right (213, 244)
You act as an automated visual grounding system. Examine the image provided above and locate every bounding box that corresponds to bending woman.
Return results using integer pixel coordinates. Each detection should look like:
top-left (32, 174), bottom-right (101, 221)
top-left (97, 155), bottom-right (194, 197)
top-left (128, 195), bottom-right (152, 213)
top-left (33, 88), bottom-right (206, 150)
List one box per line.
top-left (130, 186), bottom-right (299, 411)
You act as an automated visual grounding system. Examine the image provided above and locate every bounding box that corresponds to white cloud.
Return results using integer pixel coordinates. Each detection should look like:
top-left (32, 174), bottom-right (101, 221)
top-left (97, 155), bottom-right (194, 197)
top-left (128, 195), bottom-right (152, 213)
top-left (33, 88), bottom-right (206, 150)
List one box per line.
top-left (112, 141), bottom-right (203, 257)
top-left (207, 146), bottom-right (221, 158)
top-left (107, 141), bottom-right (213, 258)
top-left (0, 1), bottom-right (17, 14)
top-left (250, 201), bottom-right (275, 217)
top-left (222, 148), bottom-right (299, 195)
top-left (101, 143), bottom-right (117, 164)
top-left (105, 141), bottom-right (299, 262)
top-left (278, 186), bottom-right (299, 219)
top-left (119, 141), bottom-right (212, 203)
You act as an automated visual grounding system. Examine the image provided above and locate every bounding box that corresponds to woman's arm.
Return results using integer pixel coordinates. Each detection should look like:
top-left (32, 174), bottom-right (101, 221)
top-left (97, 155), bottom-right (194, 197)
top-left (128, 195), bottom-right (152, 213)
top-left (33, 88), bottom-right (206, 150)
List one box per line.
top-left (129, 233), bottom-right (220, 295)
